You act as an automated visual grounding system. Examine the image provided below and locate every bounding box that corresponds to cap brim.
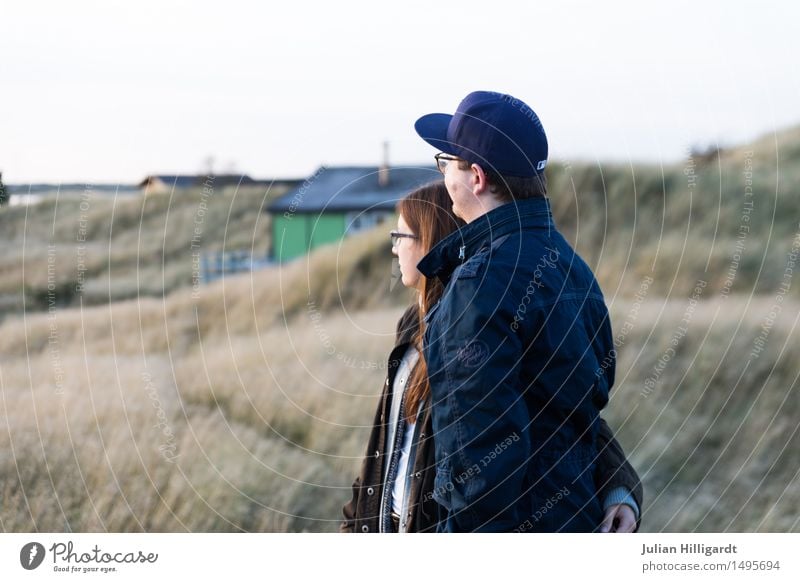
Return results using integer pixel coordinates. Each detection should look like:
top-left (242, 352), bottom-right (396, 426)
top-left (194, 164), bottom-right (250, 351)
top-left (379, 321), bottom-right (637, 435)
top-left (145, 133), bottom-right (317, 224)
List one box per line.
top-left (414, 113), bottom-right (458, 155)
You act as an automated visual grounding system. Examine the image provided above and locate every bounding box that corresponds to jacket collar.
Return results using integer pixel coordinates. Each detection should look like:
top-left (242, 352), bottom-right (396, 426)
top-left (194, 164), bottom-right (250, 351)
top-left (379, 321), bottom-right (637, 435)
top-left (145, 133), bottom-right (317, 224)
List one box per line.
top-left (417, 196), bottom-right (554, 282)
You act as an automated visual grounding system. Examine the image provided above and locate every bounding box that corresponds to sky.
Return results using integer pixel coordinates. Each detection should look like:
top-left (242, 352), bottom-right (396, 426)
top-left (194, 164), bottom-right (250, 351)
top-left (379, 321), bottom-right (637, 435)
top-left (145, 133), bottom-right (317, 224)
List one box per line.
top-left (1, 0), bottom-right (798, 183)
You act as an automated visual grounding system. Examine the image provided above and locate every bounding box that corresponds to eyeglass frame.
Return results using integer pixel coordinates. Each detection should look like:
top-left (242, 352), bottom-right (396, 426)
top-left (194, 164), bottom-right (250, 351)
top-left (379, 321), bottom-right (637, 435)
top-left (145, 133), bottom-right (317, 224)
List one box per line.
top-left (434, 152), bottom-right (465, 174)
top-left (390, 230), bottom-right (419, 247)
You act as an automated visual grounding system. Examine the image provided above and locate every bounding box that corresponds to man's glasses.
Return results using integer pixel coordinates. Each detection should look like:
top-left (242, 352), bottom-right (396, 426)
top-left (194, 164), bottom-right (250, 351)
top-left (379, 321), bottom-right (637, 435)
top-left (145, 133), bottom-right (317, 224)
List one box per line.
top-left (390, 230), bottom-right (419, 247)
top-left (435, 153), bottom-right (463, 174)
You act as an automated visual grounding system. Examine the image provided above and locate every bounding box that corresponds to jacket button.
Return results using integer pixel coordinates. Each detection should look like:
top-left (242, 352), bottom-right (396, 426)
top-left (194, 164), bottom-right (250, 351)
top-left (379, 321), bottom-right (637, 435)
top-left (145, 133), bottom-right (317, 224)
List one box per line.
top-left (374, 450), bottom-right (380, 458)
top-left (415, 472), bottom-right (421, 479)
top-left (361, 525), bottom-right (369, 533)
top-left (420, 433), bottom-right (426, 439)
top-left (367, 487), bottom-right (374, 495)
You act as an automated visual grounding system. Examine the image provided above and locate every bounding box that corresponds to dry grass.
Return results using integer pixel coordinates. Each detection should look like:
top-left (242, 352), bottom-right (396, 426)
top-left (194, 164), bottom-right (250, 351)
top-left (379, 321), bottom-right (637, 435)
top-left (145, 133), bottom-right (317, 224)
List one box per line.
top-left (0, 224), bottom-right (411, 532)
top-left (0, 297), bottom-right (402, 532)
top-left (3, 246), bottom-right (798, 530)
top-left (0, 185), bottom-right (280, 316)
top-left (549, 125), bottom-right (800, 300)
top-left (2, 127), bottom-right (799, 531)
top-left (607, 295), bottom-right (800, 531)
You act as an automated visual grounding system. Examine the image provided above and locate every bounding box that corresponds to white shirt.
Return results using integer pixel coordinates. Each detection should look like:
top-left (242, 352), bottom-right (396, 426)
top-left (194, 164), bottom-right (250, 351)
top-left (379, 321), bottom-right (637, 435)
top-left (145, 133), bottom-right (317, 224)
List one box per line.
top-left (382, 345), bottom-right (420, 521)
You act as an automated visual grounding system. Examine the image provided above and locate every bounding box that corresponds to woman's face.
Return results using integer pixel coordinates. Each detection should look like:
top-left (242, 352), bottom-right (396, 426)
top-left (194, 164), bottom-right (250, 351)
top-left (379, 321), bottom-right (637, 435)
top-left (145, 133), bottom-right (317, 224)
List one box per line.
top-left (392, 214), bottom-right (425, 289)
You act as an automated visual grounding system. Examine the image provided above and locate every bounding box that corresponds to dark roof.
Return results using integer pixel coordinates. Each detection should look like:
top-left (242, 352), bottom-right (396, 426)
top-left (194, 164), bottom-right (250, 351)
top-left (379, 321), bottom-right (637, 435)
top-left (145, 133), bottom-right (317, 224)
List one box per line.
top-left (267, 166), bottom-right (439, 213)
top-left (249, 178), bottom-right (304, 189)
top-left (209, 174), bottom-right (256, 187)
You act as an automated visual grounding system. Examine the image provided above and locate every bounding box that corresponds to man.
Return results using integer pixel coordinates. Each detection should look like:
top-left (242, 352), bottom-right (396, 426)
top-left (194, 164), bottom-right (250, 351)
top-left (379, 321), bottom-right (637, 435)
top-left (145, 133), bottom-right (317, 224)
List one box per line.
top-left (414, 90), bottom-right (641, 532)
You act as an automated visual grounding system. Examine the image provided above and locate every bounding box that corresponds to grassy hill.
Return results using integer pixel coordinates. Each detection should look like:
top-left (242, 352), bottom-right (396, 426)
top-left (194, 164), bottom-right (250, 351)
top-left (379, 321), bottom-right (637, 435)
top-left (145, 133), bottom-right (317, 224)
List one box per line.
top-left (4, 126), bottom-right (799, 320)
top-left (548, 126), bottom-right (800, 300)
top-left (0, 183), bottom-right (288, 318)
top-left (0, 226), bottom-right (410, 531)
top-left (1, 126), bottom-right (799, 531)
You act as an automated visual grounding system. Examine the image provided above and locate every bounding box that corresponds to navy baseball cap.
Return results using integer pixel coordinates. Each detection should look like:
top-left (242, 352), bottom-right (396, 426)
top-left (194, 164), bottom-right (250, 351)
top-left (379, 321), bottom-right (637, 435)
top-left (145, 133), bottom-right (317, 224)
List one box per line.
top-left (415, 90), bottom-right (548, 177)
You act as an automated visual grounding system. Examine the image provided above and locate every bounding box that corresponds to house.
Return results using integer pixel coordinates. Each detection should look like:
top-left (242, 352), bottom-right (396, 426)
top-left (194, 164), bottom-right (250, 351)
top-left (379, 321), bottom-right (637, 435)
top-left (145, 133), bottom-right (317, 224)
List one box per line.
top-left (266, 164), bottom-right (438, 262)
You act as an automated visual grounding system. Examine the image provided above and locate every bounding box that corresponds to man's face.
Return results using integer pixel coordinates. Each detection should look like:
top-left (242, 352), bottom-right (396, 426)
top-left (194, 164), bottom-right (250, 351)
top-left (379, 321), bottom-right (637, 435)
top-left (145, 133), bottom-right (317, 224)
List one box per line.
top-left (439, 155), bottom-right (474, 222)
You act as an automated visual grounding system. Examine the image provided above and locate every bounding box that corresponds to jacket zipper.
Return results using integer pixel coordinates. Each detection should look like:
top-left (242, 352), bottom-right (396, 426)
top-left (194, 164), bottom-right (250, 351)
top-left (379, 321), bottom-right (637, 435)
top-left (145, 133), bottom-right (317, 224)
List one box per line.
top-left (379, 393), bottom-right (407, 533)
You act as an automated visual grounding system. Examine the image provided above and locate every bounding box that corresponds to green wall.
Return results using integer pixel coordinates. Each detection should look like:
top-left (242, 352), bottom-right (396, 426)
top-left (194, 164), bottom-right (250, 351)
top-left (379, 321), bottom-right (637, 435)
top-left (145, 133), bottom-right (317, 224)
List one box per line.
top-left (309, 213), bottom-right (345, 251)
top-left (272, 212), bottom-right (346, 262)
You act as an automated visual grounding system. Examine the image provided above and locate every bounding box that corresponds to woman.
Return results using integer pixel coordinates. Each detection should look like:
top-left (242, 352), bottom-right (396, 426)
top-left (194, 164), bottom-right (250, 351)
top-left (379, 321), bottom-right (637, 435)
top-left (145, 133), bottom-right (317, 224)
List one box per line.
top-left (341, 182), bottom-right (642, 533)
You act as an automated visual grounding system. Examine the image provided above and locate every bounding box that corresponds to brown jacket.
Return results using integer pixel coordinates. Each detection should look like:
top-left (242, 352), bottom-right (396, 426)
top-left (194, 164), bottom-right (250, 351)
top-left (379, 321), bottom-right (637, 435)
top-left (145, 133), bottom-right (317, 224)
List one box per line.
top-left (341, 305), bottom-right (643, 533)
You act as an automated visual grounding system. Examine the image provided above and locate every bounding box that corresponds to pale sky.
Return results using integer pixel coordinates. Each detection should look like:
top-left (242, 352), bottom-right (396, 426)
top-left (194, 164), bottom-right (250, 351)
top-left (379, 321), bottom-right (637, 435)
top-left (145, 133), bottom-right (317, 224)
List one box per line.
top-left (2, 0), bottom-right (798, 183)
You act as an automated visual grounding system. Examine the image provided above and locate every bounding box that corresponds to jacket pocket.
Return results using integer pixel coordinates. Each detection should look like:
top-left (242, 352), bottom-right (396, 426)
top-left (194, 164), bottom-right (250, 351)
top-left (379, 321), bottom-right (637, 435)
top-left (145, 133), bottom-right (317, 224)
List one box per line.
top-left (525, 447), bottom-right (601, 532)
top-left (432, 457), bottom-right (453, 511)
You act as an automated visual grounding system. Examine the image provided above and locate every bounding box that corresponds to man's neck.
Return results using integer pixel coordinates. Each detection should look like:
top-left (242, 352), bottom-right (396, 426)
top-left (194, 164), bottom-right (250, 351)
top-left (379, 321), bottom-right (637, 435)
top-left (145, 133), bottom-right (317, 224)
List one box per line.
top-left (463, 197), bottom-right (508, 224)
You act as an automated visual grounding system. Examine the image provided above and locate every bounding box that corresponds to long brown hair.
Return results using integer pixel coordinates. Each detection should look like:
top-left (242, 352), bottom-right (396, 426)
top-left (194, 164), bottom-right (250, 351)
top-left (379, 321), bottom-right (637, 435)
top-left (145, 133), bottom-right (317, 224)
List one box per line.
top-left (398, 182), bottom-right (464, 421)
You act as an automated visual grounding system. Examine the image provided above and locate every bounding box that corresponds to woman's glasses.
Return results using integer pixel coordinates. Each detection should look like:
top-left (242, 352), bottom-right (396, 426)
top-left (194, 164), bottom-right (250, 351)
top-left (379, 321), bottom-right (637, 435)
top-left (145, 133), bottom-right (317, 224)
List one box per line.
top-left (390, 230), bottom-right (419, 247)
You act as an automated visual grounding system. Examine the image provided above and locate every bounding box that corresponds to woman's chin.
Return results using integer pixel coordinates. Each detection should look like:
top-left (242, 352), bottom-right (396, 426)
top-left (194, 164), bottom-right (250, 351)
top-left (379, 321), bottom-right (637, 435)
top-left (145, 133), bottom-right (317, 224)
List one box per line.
top-left (400, 276), bottom-right (418, 289)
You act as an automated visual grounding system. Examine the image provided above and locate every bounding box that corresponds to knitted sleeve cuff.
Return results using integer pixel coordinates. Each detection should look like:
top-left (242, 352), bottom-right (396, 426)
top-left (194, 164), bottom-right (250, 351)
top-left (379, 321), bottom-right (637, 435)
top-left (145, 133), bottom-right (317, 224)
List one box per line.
top-left (603, 486), bottom-right (640, 520)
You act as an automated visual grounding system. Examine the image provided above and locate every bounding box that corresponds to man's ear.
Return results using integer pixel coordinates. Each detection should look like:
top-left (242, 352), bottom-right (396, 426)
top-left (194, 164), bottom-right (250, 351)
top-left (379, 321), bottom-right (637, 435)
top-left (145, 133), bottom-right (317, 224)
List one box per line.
top-left (471, 163), bottom-right (490, 196)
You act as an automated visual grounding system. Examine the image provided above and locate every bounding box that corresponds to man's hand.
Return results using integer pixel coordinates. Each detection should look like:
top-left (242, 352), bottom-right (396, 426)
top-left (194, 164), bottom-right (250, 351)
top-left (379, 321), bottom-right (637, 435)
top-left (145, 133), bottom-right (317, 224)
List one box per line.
top-left (600, 504), bottom-right (637, 533)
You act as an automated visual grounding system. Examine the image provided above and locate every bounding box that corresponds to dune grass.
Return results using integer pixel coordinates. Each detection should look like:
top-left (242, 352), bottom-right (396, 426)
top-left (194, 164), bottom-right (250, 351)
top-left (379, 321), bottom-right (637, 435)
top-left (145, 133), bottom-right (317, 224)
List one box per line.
top-left (2, 224), bottom-right (798, 531)
top-left (0, 184), bottom-right (283, 317)
top-left (1, 127), bottom-right (799, 531)
top-left (0, 224), bottom-right (411, 532)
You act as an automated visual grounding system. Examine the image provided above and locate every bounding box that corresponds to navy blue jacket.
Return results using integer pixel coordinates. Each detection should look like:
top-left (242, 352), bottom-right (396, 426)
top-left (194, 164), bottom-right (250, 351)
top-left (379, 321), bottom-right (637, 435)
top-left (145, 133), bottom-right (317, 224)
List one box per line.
top-left (417, 196), bottom-right (614, 532)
